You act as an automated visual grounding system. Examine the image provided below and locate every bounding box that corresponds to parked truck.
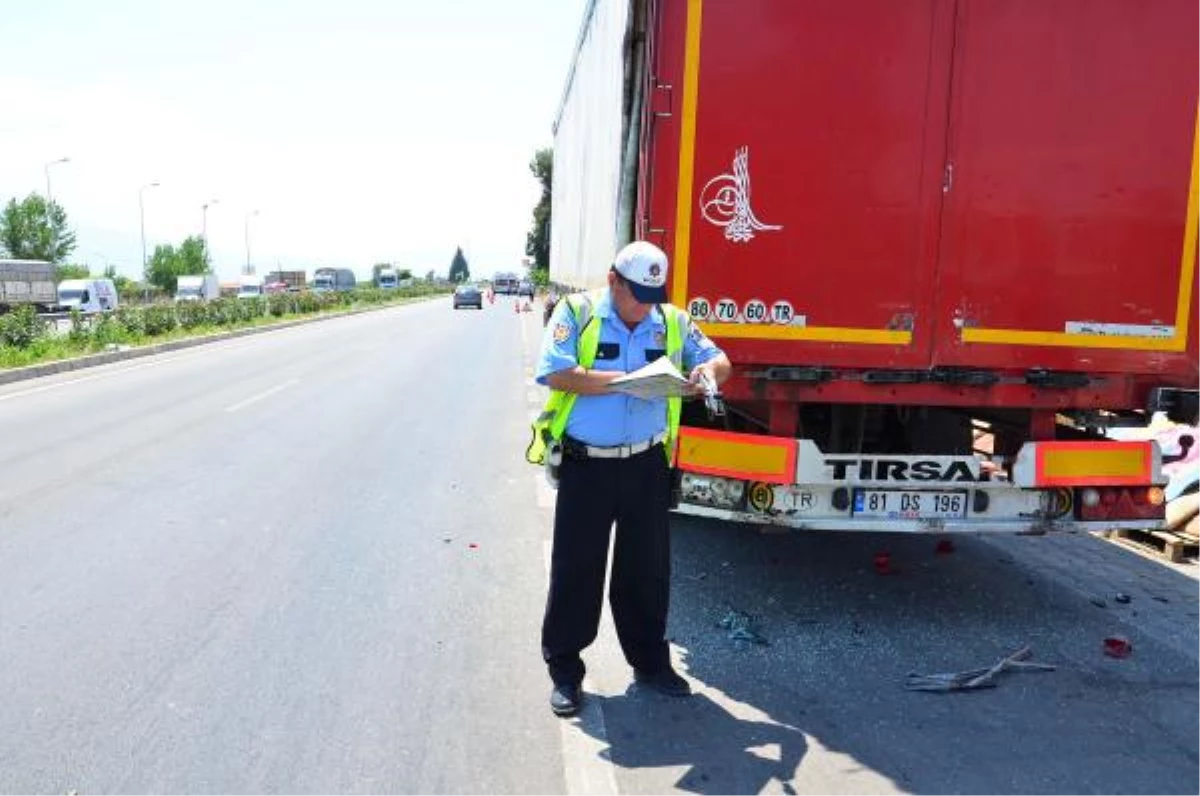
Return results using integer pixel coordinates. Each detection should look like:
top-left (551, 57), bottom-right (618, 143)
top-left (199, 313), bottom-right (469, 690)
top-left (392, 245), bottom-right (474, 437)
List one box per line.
top-left (550, 0), bottom-right (1198, 534)
top-left (236, 274), bottom-right (265, 299)
top-left (0, 259), bottom-right (57, 313)
top-left (376, 267), bottom-right (399, 289)
top-left (265, 270), bottom-right (306, 292)
top-left (174, 273), bottom-right (220, 302)
top-left (312, 267), bottom-right (356, 293)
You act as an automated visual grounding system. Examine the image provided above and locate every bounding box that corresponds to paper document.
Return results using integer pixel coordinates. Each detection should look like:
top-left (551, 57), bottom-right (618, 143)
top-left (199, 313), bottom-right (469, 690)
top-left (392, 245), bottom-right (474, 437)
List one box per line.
top-left (605, 357), bottom-right (696, 400)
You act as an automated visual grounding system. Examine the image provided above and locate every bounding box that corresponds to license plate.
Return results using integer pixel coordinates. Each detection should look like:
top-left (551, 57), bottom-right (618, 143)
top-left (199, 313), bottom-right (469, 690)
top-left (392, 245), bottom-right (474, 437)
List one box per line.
top-left (852, 489), bottom-right (968, 519)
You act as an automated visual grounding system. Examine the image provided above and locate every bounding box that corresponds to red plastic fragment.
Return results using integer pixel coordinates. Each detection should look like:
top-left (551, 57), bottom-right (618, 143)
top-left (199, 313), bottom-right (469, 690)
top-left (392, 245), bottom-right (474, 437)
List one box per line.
top-left (1103, 636), bottom-right (1132, 658)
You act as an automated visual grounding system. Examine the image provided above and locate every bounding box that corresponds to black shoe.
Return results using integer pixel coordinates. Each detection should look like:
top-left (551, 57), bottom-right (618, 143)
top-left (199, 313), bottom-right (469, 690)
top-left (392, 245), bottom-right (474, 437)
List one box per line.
top-left (633, 667), bottom-right (692, 697)
top-left (550, 682), bottom-right (582, 717)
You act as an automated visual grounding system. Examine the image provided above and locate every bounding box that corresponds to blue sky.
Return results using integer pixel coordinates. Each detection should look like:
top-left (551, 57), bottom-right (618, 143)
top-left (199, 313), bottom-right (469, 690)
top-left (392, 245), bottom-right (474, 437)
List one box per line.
top-left (0, 0), bottom-right (586, 281)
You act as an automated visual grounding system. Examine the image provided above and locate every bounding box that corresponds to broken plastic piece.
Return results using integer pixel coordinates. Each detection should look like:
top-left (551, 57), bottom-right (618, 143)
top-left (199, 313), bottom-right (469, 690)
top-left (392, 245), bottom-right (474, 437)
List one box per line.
top-left (718, 608), bottom-right (769, 645)
top-left (1103, 636), bottom-right (1132, 658)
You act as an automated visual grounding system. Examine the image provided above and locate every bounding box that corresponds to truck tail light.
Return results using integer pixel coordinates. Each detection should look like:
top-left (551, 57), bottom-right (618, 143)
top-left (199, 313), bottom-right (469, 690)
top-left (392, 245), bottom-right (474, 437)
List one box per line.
top-left (1077, 487), bottom-right (1166, 521)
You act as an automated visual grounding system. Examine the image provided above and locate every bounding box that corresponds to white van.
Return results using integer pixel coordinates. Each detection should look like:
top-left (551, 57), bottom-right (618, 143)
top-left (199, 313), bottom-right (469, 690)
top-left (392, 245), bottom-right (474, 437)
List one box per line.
top-left (236, 275), bottom-right (264, 299)
top-left (57, 278), bottom-right (119, 313)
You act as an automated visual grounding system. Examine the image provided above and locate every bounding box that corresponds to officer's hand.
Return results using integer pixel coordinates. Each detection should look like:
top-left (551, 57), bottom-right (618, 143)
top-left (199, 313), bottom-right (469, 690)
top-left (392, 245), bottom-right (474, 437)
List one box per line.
top-left (686, 367), bottom-right (715, 396)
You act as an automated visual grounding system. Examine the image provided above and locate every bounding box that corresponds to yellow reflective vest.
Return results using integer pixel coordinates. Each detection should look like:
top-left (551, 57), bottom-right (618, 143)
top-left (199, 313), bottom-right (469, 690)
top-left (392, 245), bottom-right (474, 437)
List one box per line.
top-left (526, 291), bottom-right (687, 466)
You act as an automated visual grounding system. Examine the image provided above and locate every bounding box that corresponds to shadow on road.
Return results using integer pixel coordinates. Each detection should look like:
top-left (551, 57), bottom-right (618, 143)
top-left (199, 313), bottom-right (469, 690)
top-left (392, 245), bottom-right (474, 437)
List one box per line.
top-left (583, 517), bottom-right (1199, 794)
top-left (582, 688), bottom-right (807, 795)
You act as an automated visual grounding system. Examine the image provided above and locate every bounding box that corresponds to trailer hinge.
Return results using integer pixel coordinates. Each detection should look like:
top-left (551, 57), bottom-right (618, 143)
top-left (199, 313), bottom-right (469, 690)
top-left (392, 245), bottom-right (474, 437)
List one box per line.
top-left (862, 370), bottom-right (928, 384)
top-left (930, 367), bottom-right (1000, 387)
top-left (942, 162), bottom-right (954, 193)
top-left (758, 366), bottom-right (833, 383)
top-left (651, 81), bottom-right (673, 118)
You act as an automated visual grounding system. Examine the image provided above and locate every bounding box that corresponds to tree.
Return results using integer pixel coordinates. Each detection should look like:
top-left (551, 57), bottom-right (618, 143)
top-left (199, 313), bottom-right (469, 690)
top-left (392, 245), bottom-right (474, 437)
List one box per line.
top-left (448, 247), bottom-right (470, 283)
top-left (525, 148), bottom-right (552, 275)
top-left (146, 235), bottom-right (210, 292)
top-left (104, 264), bottom-right (137, 297)
top-left (0, 193), bottom-right (78, 263)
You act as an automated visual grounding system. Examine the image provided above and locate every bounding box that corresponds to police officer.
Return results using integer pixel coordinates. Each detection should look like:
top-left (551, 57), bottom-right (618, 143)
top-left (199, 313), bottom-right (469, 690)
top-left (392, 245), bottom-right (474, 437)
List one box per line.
top-left (532, 240), bottom-right (731, 717)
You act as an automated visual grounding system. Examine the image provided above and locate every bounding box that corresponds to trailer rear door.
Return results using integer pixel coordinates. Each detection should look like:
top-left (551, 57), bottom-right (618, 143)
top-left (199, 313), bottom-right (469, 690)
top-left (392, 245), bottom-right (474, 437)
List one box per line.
top-left (931, 0), bottom-right (1198, 377)
top-left (650, 0), bottom-right (957, 369)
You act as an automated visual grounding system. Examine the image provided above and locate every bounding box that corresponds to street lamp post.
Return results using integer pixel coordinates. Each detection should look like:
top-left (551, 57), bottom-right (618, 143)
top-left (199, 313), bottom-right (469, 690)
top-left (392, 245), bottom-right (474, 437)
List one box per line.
top-left (201, 199), bottom-right (220, 268)
top-left (43, 157), bottom-right (70, 263)
top-left (244, 210), bottom-right (259, 276)
top-left (44, 157), bottom-right (70, 204)
top-left (140, 181), bottom-right (160, 302)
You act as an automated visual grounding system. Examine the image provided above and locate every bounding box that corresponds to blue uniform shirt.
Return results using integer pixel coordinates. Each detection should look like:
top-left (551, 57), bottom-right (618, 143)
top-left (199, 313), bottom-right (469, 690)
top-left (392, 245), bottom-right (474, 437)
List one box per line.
top-left (536, 290), bottom-right (724, 446)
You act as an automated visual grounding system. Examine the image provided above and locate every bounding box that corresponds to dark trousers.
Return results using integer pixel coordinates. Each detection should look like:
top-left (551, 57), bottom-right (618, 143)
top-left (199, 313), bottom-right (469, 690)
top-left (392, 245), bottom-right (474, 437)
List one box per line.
top-left (542, 444), bottom-right (672, 686)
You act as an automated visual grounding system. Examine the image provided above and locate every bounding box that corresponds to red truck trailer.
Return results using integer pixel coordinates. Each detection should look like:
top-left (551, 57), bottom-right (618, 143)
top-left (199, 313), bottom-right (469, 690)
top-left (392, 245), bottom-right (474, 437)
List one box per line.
top-left (550, 0), bottom-right (1198, 533)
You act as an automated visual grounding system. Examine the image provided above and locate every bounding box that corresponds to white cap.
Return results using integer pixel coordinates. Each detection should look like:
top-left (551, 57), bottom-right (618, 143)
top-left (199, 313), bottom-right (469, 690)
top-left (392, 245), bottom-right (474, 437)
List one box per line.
top-left (612, 241), bottom-right (669, 304)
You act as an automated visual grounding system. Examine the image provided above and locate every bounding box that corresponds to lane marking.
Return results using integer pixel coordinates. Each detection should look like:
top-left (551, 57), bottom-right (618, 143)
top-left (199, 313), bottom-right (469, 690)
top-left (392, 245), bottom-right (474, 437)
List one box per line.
top-left (543, 540), bottom-right (619, 796)
top-left (0, 353), bottom-right (198, 403)
top-left (536, 476), bottom-right (555, 510)
top-left (224, 379), bottom-right (299, 413)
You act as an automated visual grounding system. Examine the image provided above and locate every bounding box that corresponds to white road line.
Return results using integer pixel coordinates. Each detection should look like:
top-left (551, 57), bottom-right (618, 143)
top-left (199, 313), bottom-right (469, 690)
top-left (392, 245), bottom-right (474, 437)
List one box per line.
top-left (224, 379), bottom-right (299, 413)
top-left (0, 352), bottom-right (198, 403)
top-left (543, 540), bottom-right (620, 796)
top-left (536, 476), bottom-right (556, 510)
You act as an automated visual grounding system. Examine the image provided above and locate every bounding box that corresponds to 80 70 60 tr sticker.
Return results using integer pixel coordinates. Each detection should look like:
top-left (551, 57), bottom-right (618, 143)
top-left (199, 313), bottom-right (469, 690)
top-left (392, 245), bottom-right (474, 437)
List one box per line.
top-left (688, 297), bottom-right (804, 326)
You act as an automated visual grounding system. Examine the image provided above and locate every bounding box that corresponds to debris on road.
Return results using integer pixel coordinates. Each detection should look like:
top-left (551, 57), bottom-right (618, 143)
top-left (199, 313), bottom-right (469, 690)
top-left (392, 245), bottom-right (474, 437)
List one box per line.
top-left (1103, 636), bottom-right (1133, 658)
top-left (905, 646), bottom-right (1055, 692)
top-left (718, 607), bottom-right (769, 646)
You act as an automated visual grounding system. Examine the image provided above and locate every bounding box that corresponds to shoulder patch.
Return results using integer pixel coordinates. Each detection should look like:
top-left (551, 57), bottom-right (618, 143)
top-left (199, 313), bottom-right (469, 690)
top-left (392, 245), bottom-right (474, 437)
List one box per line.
top-left (553, 323), bottom-right (571, 344)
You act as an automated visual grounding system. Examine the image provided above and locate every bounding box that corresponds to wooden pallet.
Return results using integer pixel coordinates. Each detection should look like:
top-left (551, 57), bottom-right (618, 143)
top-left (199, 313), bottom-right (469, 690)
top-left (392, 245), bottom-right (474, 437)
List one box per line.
top-left (1107, 528), bottom-right (1199, 563)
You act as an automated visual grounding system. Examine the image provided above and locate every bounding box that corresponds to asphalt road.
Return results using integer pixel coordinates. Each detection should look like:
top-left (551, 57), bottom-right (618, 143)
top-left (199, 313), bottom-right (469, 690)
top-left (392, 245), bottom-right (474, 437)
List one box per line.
top-left (0, 294), bottom-right (1196, 794)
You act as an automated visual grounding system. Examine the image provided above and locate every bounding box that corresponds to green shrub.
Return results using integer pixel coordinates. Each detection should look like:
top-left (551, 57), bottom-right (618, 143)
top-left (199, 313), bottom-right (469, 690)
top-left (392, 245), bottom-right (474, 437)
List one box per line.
top-left (142, 305), bottom-right (178, 336)
top-left (115, 307), bottom-right (146, 337)
top-left (0, 306), bottom-right (47, 348)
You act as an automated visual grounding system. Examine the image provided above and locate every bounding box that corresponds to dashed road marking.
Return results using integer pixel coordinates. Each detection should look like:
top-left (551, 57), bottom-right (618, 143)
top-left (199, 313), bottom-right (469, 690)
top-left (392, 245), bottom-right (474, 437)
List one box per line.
top-left (224, 379), bottom-right (299, 413)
